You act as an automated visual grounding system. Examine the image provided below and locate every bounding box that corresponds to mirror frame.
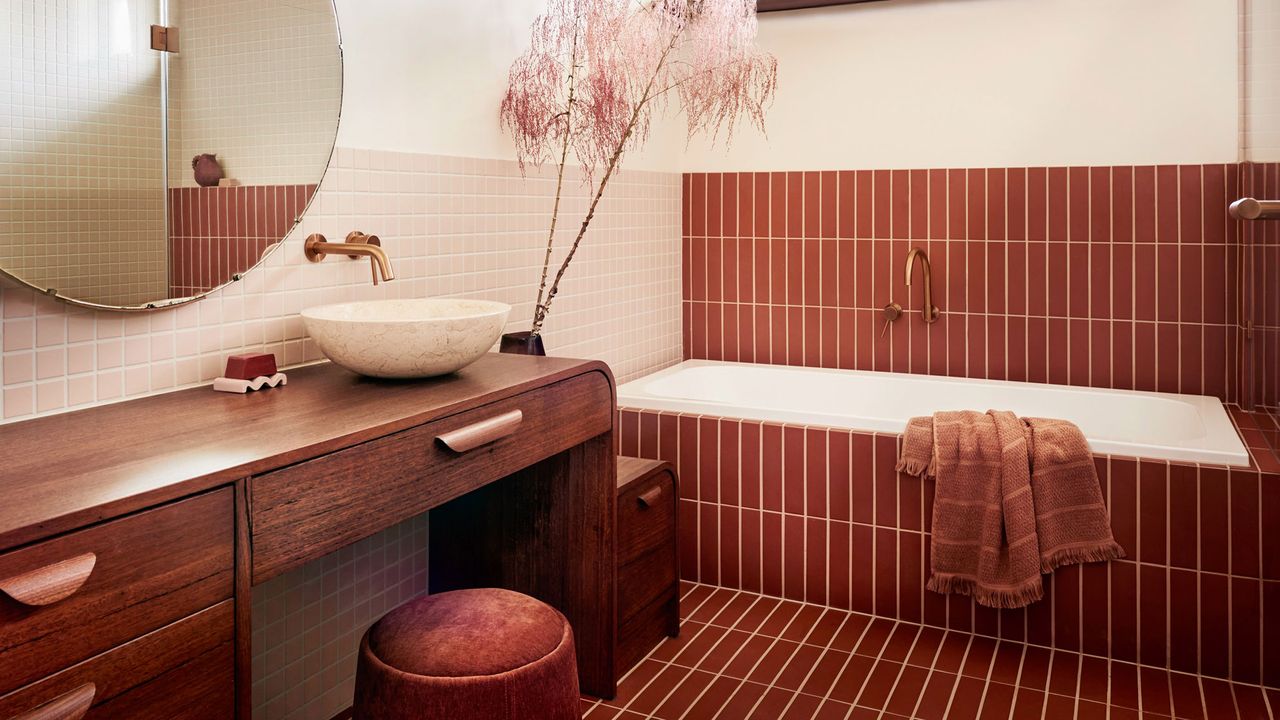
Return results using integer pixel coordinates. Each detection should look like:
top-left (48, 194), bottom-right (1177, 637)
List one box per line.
top-left (0, 0), bottom-right (344, 313)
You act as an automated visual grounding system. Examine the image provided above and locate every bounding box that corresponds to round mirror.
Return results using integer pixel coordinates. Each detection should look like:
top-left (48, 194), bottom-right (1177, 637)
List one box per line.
top-left (0, 0), bottom-right (342, 310)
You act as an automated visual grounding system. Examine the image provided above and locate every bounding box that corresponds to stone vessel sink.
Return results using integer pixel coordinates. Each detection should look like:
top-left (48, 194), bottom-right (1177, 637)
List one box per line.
top-left (301, 299), bottom-right (512, 379)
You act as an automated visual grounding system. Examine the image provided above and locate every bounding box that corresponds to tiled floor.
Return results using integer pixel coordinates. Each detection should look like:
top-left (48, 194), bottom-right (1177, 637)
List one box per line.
top-left (582, 583), bottom-right (1279, 719)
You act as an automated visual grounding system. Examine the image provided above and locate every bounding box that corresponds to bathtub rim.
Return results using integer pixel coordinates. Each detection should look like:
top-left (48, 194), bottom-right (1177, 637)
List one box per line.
top-left (616, 360), bottom-right (1252, 468)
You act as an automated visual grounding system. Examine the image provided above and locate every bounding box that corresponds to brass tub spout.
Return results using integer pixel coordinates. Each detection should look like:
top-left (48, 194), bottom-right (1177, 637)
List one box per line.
top-left (904, 247), bottom-right (940, 323)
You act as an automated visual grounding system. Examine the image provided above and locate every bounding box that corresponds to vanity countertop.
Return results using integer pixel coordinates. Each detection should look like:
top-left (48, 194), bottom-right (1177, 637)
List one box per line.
top-left (0, 353), bottom-right (613, 549)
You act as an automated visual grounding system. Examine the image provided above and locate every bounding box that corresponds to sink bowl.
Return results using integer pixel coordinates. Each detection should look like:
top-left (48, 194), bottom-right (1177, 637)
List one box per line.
top-left (301, 299), bottom-right (512, 379)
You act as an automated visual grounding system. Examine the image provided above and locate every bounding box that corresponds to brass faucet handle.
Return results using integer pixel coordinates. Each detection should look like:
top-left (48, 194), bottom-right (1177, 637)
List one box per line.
top-left (344, 231), bottom-right (380, 259)
top-left (923, 305), bottom-right (940, 323)
top-left (881, 302), bottom-right (902, 338)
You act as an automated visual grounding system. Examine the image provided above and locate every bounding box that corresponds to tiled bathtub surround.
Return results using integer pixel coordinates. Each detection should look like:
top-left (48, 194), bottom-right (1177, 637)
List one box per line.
top-left (1241, 163), bottom-right (1280, 411)
top-left (167, 184), bottom-right (317, 297)
top-left (682, 165), bottom-right (1248, 403)
top-left (0, 148), bottom-right (682, 421)
top-left (617, 409), bottom-right (1280, 689)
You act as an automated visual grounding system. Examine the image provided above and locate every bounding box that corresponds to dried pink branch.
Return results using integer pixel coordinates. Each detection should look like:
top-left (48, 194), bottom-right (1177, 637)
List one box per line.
top-left (502, 0), bottom-right (778, 336)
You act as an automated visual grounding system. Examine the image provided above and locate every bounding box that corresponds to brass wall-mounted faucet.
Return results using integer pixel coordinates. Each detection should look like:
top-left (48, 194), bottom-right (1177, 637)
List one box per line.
top-left (304, 232), bottom-right (396, 285)
top-left (904, 247), bottom-right (940, 323)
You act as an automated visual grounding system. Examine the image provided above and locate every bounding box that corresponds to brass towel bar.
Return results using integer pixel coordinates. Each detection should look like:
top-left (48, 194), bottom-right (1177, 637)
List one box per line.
top-left (1230, 197), bottom-right (1280, 220)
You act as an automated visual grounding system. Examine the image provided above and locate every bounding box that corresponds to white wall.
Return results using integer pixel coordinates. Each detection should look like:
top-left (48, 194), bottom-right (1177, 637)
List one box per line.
top-left (682, 0), bottom-right (1242, 171)
top-left (1244, 0), bottom-right (1280, 162)
top-left (332, 0), bottom-right (683, 171)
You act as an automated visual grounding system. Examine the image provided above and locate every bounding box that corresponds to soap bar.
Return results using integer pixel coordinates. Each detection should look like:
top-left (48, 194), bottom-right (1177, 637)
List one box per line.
top-left (224, 353), bottom-right (278, 380)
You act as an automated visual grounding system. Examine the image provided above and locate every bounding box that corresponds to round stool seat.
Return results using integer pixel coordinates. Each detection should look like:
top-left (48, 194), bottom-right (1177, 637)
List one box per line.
top-left (353, 588), bottom-right (580, 720)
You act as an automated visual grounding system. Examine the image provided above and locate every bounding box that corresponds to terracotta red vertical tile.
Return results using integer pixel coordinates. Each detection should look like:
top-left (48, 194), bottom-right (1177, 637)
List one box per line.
top-left (966, 241), bottom-right (986, 314)
top-left (837, 171), bottom-right (856, 239)
top-left (754, 171), bottom-right (771, 240)
top-left (837, 309), bottom-right (856, 370)
top-left (1232, 577), bottom-right (1261, 684)
top-left (620, 411), bottom-right (640, 456)
top-left (818, 239), bottom-right (838, 308)
top-left (1197, 468), bottom-right (1228, 574)
top-left (1026, 167), bottom-right (1048, 242)
top-left (1204, 164), bottom-right (1227, 243)
top-left (1181, 245), bottom-right (1204, 324)
top-left (874, 527), bottom-right (897, 618)
top-left (948, 241), bottom-right (969, 316)
top-left (1025, 241), bottom-right (1047, 317)
top-left (1109, 458), bottom-right (1137, 553)
top-left (852, 433), bottom-right (874, 525)
top-left (1089, 320), bottom-right (1111, 388)
top-left (855, 171), bottom-right (873, 239)
top-left (738, 508), bottom-right (762, 594)
top-left (707, 173), bottom-right (722, 238)
top-left (690, 173), bottom-right (707, 237)
top-left (762, 423), bottom-right (783, 512)
top-left (1139, 565), bottom-right (1167, 667)
top-left (1111, 561), bottom-right (1138, 663)
top-left (1051, 565), bottom-right (1080, 652)
top-left (986, 167), bottom-right (1006, 242)
top-left (1155, 323), bottom-right (1179, 393)
top-left (1047, 167), bottom-right (1068, 242)
top-left (705, 303), bottom-right (723, 361)
top-left (782, 425), bottom-right (806, 515)
top-left (1027, 316), bottom-right (1048, 384)
top-left (828, 521), bottom-right (851, 610)
top-left (891, 169), bottom-right (910, 240)
top-left (1231, 470), bottom-right (1261, 576)
top-left (1138, 461), bottom-right (1168, 564)
top-left (1047, 242), bottom-right (1069, 317)
top-left (909, 168), bottom-right (929, 239)
top-left (986, 241), bottom-right (1006, 314)
top-left (1203, 245), bottom-right (1227, 325)
top-left (1134, 243), bottom-right (1157, 322)
top-left (719, 506), bottom-right (740, 589)
top-left (771, 172), bottom-right (788, 238)
top-left (1167, 465), bottom-right (1198, 569)
top-left (721, 237), bottom-right (738, 304)
top-left (827, 431), bottom-right (851, 524)
top-left (966, 315), bottom-right (987, 380)
top-left (929, 169), bottom-right (948, 241)
top-left (1133, 321), bottom-right (1156, 391)
top-left (1267, 581), bottom-right (1280, 688)
top-left (1167, 569), bottom-right (1197, 673)
top-left (1068, 319), bottom-right (1090, 386)
top-left (805, 428), bottom-right (828, 519)
top-left (707, 237), bottom-right (723, 302)
top-left (820, 308), bottom-right (838, 369)
top-left (752, 305), bottom-right (771, 364)
top-left (1068, 166), bottom-right (1089, 242)
top-left (1180, 165), bottom-right (1202, 244)
top-left (874, 434), bottom-right (898, 527)
top-left (1265, 476), bottom-right (1280, 581)
top-left (1089, 243), bottom-right (1110, 318)
top-left (736, 172), bottom-right (753, 239)
top-left (985, 316), bottom-right (1006, 381)
top-left (772, 306), bottom-right (790, 366)
top-left (698, 417), bottom-right (720, 504)
top-left (1156, 165), bottom-right (1179, 244)
top-left (898, 531), bottom-right (922, 624)
top-left (1006, 316), bottom-right (1026, 382)
top-left (947, 169), bottom-right (967, 240)
top-left (1133, 165), bottom-right (1156, 243)
top-left (803, 171), bottom-right (820, 239)
top-left (853, 237), bottom-right (873, 309)
top-left (1080, 562), bottom-right (1109, 657)
top-left (1047, 318), bottom-right (1069, 384)
top-left (1199, 572), bottom-right (1229, 679)
top-left (804, 517), bottom-right (827, 605)
top-left (1113, 243), bottom-right (1134, 321)
top-left (762, 510), bottom-right (783, 597)
top-left (803, 306), bottom-right (821, 367)
top-left (873, 170), bottom-right (892, 239)
top-left (679, 499), bottom-right (699, 580)
top-left (966, 169), bottom-right (986, 241)
top-left (787, 239), bottom-right (805, 307)
top-left (1005, 167), bottom-right (1027, 240)
top-left (851, 522), bottom-right (874, 614)
top-left (1089, 166), bottom-right (1110, 245)
top-left (855, 309), bottom-right (875, 371)
top-left (721, 173), bottom-right (738, 239)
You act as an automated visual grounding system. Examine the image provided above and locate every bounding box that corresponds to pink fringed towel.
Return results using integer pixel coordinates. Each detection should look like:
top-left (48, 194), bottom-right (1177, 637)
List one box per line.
top-left (897, 411), bottom-right (1125, 609)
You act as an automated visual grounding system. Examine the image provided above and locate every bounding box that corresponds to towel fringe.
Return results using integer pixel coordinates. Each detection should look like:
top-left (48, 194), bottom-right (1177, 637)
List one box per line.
top-left (1040, 541), bottom-right (1126, 574)
top-left (927, 573), bottom-right (1045, 609)
top-left (895, 456), bottom-right (933, 478)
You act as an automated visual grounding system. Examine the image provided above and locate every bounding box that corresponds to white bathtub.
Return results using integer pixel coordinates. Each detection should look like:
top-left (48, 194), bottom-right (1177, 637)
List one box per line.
top-left (617, 360), bottom-right (1251, 467)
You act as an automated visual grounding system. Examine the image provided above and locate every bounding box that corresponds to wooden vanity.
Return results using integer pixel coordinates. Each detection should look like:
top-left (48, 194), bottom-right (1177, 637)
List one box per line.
top-left (0, 354), bottom-right (618, 718)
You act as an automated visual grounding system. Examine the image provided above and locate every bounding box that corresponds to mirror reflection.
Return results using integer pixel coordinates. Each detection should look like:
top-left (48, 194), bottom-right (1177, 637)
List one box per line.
top-left (0, 0), bottom-right (342, 309)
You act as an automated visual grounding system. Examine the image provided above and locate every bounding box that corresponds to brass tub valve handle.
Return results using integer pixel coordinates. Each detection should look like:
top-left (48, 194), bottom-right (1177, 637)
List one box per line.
top-left (881, 302), bottom-right (902, 338)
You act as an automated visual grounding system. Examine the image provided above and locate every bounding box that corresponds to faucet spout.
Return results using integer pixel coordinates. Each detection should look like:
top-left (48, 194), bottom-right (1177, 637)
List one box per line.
top-left (904, 247), bottom-right (940, 323)
top-left (304, 232), bottom-right (396, 285)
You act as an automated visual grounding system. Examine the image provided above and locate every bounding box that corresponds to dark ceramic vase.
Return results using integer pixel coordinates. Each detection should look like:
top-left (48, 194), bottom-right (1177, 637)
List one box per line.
top-left (500, 331), bottom-right (546, 356)
top-left (192, 153), bottom-right (223, 187)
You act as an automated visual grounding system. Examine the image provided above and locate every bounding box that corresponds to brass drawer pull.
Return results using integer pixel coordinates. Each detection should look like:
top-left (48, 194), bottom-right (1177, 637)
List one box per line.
top-left (0, 553), bottom-right (97, 607)
top-left (435, 410), bottom-right (524, 453)
top-left (10, 683), bottom-right (96, 720)
top-left (637, 485), bottom-right (664, 509)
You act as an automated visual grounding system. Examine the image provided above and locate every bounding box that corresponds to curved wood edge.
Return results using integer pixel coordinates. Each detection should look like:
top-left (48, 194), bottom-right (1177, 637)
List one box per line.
top-left (435, 409), bottom-right (524, 453)
top-left (9, 683), bottom-right (95, 720)
top-left (0, 553), bottom-right (96, 607)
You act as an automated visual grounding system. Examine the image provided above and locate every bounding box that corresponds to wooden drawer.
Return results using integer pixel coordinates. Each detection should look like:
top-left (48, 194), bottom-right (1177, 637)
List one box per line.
top-left (0, 489), bottom-right (233, 695)
top-left (250, 371), bottom-right (613, 583)
top-left (618, 464), bottom-right (676, 567)
top-left (0, 601), bottom-right (234, 720)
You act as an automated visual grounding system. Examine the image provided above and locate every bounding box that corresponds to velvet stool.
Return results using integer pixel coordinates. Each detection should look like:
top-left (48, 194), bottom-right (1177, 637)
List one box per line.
top-left (352, 588), bottom-right (580, 720)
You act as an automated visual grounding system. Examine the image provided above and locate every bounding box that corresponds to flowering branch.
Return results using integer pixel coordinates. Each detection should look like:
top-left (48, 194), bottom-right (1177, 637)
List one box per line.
top-left (501, 0), bottom-right (777, 337)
